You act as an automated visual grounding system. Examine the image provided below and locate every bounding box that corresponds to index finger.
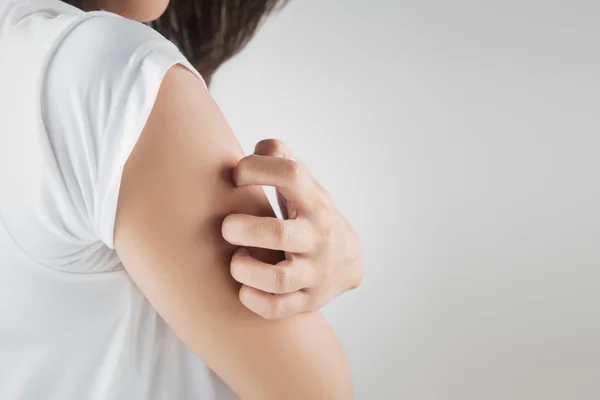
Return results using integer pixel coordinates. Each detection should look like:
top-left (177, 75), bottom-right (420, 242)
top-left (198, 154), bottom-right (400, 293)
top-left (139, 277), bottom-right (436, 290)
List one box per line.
top-left (254, 138), bottom-right (294, 159)
top-left (235, 154), bottom-right (317, 206)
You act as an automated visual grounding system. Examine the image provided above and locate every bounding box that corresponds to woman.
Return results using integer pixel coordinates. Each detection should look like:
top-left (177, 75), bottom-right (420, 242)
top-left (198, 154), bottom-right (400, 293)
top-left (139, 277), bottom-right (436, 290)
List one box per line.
top-left (0, 0), bottom-right (361, 399)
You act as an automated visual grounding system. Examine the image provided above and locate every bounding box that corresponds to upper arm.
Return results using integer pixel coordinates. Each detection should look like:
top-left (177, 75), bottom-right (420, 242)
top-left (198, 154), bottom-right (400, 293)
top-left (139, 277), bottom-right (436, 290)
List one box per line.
top-left (114, 65), bottom-right (352, 399)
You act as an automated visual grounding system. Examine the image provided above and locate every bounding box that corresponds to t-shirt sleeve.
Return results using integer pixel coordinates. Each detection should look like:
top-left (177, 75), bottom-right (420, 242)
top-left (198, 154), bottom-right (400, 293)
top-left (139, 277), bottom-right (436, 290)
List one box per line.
top-left (40, 14), bottom-right (204, 268)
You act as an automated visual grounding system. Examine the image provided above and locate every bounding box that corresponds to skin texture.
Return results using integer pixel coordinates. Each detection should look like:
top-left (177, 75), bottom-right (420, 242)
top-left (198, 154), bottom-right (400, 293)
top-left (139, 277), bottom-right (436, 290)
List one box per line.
top-left (114, 65), bottom-right (353, 398)
top-left (225, 140), bottom-right (363, 319)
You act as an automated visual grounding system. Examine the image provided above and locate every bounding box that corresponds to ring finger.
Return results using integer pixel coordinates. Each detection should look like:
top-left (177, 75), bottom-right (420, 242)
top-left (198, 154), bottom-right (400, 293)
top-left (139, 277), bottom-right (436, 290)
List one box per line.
top-left (231, 249), bottom-right (315, 294)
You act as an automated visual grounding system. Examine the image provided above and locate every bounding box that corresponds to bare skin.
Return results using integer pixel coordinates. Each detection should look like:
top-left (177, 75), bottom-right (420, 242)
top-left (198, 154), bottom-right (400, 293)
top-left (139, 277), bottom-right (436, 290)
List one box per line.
top-left (115, 65), bottom-right (353, 398)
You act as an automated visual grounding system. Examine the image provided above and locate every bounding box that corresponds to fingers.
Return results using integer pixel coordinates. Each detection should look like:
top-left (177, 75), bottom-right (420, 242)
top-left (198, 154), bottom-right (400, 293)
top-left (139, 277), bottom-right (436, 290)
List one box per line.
top-left (254, 139), bottom-right (292, 159)
top-left (231, 249), bottom-right (315, 294)
top-left (238, 284), bottom-right (312, 320)
top-left (235, 154), bottom-right (316, 205)
top-left (223, 214), bottom-right (317, 253)
top-left (254, 140), bottom-right (298, 216)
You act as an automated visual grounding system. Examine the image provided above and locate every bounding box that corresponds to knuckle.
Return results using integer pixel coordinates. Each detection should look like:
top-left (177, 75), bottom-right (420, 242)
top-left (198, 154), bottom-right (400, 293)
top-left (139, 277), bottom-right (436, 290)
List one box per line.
top-left (255, 221), bottom-right (265, 239)
top-left (281, 159), bottom-right (300, 182)
top-left (274, 267), bottom-right (290, 293)
top-left (303, 224), bottom-right (320, 251)
top-left (271, 221), bottom-right (289, 244)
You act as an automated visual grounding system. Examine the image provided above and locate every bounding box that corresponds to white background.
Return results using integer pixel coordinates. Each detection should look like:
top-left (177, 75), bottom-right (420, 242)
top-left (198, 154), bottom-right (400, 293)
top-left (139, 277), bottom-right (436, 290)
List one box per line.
top-left (211, 1), bottom-right (600, 398)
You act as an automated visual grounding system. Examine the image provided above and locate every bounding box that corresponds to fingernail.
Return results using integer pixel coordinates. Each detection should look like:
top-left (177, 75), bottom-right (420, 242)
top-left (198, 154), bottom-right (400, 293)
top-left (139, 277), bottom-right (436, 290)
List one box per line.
top-left (274, 146), bottom-right (287, 158)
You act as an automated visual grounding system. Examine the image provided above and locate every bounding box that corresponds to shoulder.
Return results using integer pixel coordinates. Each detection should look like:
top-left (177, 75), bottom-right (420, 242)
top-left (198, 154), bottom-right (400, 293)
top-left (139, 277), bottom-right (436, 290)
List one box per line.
top-left (43, 11), bottom-right (198, 138)
top-left (0, 5), bottom-right (203, 272)
top-left (43, 10), bottom-right (205, 122)
top-left (42, 13), bottom-right (204, 249)
top-left (46, 12), bottom-right (180, 92)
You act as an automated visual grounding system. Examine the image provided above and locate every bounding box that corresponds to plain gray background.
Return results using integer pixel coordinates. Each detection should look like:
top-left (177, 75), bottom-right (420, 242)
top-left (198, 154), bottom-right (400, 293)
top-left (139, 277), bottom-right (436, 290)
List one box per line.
top-left (210, 0), bottom-right (600, 399)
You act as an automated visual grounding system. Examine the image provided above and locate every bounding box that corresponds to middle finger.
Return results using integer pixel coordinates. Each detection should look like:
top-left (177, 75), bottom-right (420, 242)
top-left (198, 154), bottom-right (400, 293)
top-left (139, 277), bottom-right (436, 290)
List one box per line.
top-left (231, 249), bottom-right (315, 294)
top-left (223, 214), bottom-right (317, 253)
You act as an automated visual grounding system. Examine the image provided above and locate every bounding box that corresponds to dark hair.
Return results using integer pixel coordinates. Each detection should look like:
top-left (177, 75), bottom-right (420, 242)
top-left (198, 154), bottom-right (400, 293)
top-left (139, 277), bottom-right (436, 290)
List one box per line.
top-left (65, 0), bottom-right (288, 84)
top-left (150, 0), bottom-right (287, 84)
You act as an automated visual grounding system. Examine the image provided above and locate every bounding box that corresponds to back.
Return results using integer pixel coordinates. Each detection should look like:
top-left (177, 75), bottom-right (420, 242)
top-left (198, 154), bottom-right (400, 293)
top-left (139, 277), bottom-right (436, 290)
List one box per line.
top-left (0, 1), bottom-right (216, 398)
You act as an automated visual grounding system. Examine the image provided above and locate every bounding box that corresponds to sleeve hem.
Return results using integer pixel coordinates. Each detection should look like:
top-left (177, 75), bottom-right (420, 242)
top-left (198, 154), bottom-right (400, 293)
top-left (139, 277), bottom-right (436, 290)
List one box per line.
top-left (96, 42), bottom-right (205, 249)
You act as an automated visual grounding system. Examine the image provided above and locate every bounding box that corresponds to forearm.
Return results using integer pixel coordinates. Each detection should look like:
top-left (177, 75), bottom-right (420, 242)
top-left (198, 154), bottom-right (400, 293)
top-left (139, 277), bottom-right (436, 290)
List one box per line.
top-left (233, 313), bottom-right (353, 400)
top-left (117, 186), bottom-right (353, 399)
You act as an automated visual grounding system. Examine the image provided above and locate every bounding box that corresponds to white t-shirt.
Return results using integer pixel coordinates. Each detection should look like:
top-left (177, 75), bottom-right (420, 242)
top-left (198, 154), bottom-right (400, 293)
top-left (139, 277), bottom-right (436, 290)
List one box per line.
top-left (0, 0), bottom-right (221, 398)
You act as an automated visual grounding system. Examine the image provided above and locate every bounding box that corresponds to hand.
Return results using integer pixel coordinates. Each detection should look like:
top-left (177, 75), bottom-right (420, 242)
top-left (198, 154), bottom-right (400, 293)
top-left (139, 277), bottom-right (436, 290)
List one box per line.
top-left (222, 139), bottom-right (362, 319)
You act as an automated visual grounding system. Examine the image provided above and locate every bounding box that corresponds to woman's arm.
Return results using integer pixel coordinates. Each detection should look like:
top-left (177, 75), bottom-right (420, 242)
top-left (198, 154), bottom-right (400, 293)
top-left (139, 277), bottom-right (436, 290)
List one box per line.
top-left (114, 65), bottom-right (353, 399)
